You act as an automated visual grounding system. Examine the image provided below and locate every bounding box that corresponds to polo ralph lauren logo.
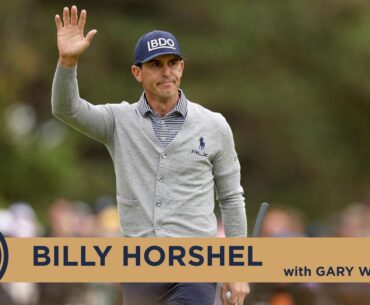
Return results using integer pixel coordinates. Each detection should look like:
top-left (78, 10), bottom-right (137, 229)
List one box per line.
top-left (191, 150), bottom-right (208, 157)
top-left (199, 137), bottom-right (205, 150)
top-left (191, 137), bottom-right (208, 157)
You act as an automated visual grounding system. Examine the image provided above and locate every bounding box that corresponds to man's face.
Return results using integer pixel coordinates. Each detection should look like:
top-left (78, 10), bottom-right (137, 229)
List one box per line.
top-left (132, 54), bottom-right (184, 102)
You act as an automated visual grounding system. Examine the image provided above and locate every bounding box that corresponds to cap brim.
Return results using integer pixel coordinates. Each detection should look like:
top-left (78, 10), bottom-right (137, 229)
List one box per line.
top-left (136, 51), bottom-right (183, 65)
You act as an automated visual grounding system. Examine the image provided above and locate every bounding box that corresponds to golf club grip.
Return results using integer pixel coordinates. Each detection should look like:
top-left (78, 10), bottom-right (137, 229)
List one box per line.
top-left (252, 202), bottom-right (269, 237)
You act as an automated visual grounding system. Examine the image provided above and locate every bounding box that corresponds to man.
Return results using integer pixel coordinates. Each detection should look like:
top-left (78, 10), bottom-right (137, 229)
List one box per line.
top-left (52, 6), bottom-right (249, 305)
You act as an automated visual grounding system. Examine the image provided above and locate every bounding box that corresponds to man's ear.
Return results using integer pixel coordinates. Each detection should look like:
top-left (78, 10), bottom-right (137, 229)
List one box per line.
top-left (131, 65), bottom-right (142, 82)
top-left (179, 60), bottom-right (185, 77)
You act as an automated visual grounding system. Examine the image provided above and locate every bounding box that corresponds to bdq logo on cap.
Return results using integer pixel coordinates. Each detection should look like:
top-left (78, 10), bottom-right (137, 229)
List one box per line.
top-left (0, 232), bottom-right (9, 281)
top-left (134, 30), bottom-right (183, 65)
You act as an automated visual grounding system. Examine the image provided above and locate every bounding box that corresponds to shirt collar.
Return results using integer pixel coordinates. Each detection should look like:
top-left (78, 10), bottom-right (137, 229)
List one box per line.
top-left (138, 89), bottom-right (188, 118)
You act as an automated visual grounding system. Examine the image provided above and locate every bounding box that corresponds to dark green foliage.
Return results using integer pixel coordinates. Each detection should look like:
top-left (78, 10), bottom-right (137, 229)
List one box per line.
top-left (0, 0), bottom-right (369, 221)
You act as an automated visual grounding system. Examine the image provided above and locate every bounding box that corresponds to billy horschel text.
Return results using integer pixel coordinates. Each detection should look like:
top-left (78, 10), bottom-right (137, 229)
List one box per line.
top-left (33, 245), bottom-right (263, 267)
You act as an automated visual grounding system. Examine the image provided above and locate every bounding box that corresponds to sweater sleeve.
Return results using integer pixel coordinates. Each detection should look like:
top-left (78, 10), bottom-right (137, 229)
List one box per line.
top-left (51, 64), bottom-right (114, 145)
top-left (212, 114), bottom-right (247, 237)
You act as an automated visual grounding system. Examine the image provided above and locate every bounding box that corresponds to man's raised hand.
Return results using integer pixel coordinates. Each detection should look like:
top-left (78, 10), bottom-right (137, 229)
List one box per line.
top-left (55, 6), bottom-right (97, 67)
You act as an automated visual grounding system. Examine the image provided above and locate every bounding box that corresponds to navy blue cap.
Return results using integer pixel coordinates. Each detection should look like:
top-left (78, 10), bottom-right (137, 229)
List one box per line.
top-left (134, 30), bottom-right (182, 65)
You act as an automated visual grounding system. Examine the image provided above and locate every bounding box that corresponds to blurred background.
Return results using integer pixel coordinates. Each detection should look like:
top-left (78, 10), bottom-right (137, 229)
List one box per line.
top-left (0, 0), bottom-right (369, 304)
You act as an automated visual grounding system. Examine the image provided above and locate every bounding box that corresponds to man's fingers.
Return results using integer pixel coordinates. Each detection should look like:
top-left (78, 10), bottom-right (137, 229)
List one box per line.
top-left (70, 5), bottom-right (78, 26)
top-left (227, 290), bottom-right (248, 305)
top-left (55, 15), bottom-right (62, 31)
top-left (220, 286), bottom-right (228, 305)
top-left (78, 9), bottom-right (87, 31)
top-left (85, 30), bottom-right (98, 44)
top-left (221, 283), bottom-right (249, 305)
top-left (63, 7), bottom-right (70, 25)
top-left (228, 294), bottom-right (239, 305)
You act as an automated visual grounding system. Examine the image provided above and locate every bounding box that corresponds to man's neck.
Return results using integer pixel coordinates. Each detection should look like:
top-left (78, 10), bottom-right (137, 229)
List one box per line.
top-left (145, 93), bottom-right (179, 117)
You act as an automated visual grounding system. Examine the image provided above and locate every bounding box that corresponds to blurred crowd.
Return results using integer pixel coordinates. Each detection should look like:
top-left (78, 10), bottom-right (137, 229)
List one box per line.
top-left (0, 197), bottom-right (122, 305)
top-left (246, 200), bottom-right (370, 305)
top-left (1, 197), bottom-right (370, 305)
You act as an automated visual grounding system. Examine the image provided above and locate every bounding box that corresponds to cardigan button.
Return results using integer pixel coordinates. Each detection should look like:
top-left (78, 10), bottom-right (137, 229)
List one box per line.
top-left (158, 176), bottom-right (164, 182)
top-left (156, 201), bottom-right (163, 207)
top-left (161, 152), bottom-right (167, 159)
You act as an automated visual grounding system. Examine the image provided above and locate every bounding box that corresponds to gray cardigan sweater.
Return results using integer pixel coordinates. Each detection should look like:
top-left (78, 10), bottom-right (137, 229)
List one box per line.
top-left (52, 65), bottom-right (247, 237)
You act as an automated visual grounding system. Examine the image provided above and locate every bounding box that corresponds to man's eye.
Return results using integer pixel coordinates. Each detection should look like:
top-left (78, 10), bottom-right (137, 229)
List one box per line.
top-left (151, 62), bottom-right (160, 68)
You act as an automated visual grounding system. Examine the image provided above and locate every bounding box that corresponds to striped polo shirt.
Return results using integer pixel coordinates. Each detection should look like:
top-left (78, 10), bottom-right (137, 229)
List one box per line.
top-left (137, 90), bottom-right (187, 148)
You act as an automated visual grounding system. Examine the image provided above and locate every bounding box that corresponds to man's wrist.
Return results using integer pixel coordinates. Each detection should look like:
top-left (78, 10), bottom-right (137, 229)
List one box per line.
top-left (58, 56), bottom-right (78, 68)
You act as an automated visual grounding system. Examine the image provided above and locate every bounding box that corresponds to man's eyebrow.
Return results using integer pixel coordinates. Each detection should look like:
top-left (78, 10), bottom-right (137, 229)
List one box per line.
top-left (147, 59), bottom-right (161, 64)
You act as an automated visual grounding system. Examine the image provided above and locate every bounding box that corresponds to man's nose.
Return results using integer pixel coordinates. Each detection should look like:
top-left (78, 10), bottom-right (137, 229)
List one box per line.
top-left (162, 64), bottom-right (171, 75)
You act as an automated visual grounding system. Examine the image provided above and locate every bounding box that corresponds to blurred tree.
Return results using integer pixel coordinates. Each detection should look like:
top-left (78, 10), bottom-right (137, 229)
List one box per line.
top-left (0, 0), bottom-right (369, 222)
